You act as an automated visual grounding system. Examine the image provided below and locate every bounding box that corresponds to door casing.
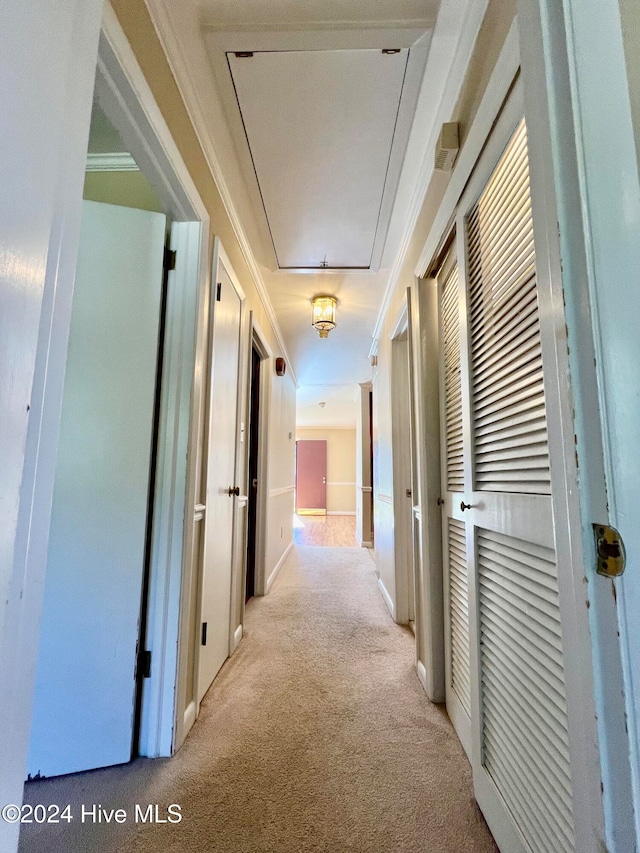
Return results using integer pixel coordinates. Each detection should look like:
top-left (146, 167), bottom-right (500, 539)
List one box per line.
top-left (410, 24), bottom-right (614, 853)
top-left (96, 7), bottom-right (210, 759)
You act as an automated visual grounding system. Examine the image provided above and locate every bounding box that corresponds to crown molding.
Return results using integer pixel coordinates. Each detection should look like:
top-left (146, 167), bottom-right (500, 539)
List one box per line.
top-left (144, 0), bottom-right (298, 387)
top-left (370, 0), bottom-right (489, 345)
top-left (86, 151), bottom-right (139, 171)
top-left (200, 18), bottom-right (436, 34)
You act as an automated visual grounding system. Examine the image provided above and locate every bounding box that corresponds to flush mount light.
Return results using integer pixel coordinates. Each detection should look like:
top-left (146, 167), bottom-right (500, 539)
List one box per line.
top-left (311, 295), bottom-right (337, 339)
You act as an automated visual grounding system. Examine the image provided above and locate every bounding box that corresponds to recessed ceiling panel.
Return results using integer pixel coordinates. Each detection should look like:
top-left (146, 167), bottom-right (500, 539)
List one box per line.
top-left (227, 49), bottom-right (408, 270)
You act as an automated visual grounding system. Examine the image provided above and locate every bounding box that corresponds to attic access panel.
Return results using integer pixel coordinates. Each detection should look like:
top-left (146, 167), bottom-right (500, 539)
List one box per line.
top-left (227, 48), bottom-right (409, 270)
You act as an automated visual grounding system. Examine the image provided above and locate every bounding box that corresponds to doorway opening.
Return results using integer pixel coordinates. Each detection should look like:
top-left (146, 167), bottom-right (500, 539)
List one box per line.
top-left (26, 7), bottom-right (209, 778)
top-left (294, 429), bottom-right (359, 547)
top-left (245, 344), bottom-right (262, 602)
top-left (391, 321), bottom-right (417, 632)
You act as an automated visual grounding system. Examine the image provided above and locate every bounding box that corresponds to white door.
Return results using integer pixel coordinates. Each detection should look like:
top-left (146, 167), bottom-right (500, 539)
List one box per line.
top-left (198, 254), bottom-right (243, 702)
top-left (449, 118), bottom-right (577, 852)
top-left (28, 201), bottom-right (166, 777)
top-left (437, 252), bottom-right (472, 759)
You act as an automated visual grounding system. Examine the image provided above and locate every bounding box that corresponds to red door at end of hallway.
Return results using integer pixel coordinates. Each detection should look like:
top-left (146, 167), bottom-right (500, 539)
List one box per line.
top-left (295, 440), bottom-right (327, 515)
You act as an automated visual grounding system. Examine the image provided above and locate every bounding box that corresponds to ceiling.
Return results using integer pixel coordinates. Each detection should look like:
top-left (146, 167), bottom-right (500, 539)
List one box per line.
top-left (147, 0), bottom-right (443, 426)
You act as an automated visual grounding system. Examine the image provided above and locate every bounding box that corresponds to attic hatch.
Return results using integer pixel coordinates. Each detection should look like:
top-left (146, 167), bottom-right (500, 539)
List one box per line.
top-left (227, 48), bottom-right (410, 271)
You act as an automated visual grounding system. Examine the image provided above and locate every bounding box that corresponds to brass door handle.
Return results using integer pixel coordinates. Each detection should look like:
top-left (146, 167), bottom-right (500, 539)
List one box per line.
top-left (228, 486), bottom-right (240, 497)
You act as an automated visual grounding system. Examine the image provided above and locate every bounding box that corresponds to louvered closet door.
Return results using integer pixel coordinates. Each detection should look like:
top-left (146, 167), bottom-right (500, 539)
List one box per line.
top-left (437, 251), bottom-right (472, 760)
top-left (454, 118), bottom-right (576, 853)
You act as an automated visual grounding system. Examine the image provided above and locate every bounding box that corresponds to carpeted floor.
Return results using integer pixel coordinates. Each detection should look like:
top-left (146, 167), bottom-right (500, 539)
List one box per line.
top-left (19, 546), bottom-right (498, 853)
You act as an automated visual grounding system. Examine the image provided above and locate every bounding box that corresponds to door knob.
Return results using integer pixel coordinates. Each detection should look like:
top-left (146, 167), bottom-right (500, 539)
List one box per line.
top-left (460, 501), bottom-right (472, 511)
top-left (228, 486), bottom-right (240, 497)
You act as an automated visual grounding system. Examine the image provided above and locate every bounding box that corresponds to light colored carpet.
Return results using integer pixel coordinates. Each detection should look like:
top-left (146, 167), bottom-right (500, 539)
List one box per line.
top-left (19, 546), bottom-right (498, 853)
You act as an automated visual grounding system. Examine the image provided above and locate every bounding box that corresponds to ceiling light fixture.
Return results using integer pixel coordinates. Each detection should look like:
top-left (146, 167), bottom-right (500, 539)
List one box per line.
top-left (311, 295), bottom-right (337, 339)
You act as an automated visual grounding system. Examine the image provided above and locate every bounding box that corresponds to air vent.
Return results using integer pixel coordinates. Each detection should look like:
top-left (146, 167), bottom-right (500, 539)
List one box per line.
top-left (435, 122), bottom-right (459, 172)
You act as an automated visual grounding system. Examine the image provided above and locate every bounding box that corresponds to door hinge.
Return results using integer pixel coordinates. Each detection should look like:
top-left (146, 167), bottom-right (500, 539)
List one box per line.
top-left (138, 650), bottom-right (152, 679)
top-left (594, 523), bottom-right (626, 577)
top-left (163, 247), bottom-right (177, 271)
top-left (216, 281), bottom-right (222, 302)
top-left (201, 622), bottom-right (208, 646)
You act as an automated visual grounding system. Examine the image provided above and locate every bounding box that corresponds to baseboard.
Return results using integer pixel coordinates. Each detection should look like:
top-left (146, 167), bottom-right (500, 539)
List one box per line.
top-left (377, 577), bottom-right (395, 618)
top-left (266, 539), bottom-right (294, 592)
top-left (360, 540), bottom-right (373, 548)
top-left (231, 624), bottom-right (243, 653)
top-left (416, 660), bottom-right (428, 695)
top-left (183, 699), bottom-right (197, 739)
top-left (326, 511), bottom-right (356, 516)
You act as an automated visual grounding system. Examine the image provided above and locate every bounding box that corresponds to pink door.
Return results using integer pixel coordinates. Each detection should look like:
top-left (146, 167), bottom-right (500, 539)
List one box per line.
top-left (296, 440), bottom-right (327, 514)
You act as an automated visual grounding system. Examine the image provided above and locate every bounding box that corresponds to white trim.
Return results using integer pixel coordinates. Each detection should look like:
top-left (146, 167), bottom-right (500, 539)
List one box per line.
top-left (144, 0), bottom-right (297, 387)
top-left (217, 241), bottom-right (246, 302)
top-left (417, 660), bottom-right (429, 694)
top-left (251, 316), bottom-right (274, 359)
top-left (250, 317), bottom-right (272, 598)
top-left (376, 493), bottom-right (393, 504)
top-left (96, 4), bottom-right (208, 223)
top-left (518, 0), bottom-right (636, 847)
top-left (96, 8), bottom-right (210, 761)
top-left (140, 220), bottom-right (207, 760)
top-left (360, 540), bottom-right (374, 548)
top-left (231, 624), bottom-right (243, 653)
top-left (370, 0), bottom-right (489, 348)
top-left (297, 424), bottom-right (358, 430)
top-left (183, 700), bottom-right (197, 736)
top-left (377, 577), bottom-right (395, 618)
top-left (415, 19), bottom-right (521, 276)
top-left (174, 211), bottom-right (211, 753)
top-left (391, 332), bottom-right (414, 628)
top-left (266, 540), bottom-right (294, 592)
top-left (409, 273), bottom-right (445, 702)
top-left (270, 485), bottom-right (295, 497)
top-left (360, 486), bottom-right (373, 493)
top-left (326, 511), bottom-right (356, 516)
top-left (389, 301), bottom-right (409, 340)
top-left (85, 151), bottom-right (139, 171)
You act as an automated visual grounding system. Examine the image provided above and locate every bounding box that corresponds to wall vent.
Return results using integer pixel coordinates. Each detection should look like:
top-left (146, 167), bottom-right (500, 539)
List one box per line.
top-left (435, 122), bottom-right (459, 172)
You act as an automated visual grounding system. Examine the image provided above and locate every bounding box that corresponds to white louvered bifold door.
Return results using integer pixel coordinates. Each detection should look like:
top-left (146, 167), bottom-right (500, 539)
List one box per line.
top-left (437, 251), bottom-right (472, 759)
top-left (452, 118), bottom-right (576, 853)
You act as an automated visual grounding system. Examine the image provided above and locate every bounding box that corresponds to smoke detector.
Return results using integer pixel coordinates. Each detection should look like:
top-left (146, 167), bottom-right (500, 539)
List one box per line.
top-left (318, 401), bottom-right (326, 408)
top-left (434, 122), bottom-right (459, 172)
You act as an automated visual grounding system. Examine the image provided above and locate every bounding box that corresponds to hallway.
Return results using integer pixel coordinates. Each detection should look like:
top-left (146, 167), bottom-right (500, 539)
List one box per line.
top-left (19, 545), bottom-right (496, 853)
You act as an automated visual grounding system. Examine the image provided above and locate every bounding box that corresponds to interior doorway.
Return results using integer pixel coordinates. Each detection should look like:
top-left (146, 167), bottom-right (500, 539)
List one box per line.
top-left (391, 324), bottom-right (417, 630)
top-left (26, 6), bottom-right (209, 775)
top-left (245, 345), bottom-right (261, 602)
top-left (295, 440), bottom-right (328, 514)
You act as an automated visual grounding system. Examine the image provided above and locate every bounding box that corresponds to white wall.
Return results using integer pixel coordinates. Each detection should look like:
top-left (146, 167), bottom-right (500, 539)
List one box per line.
top-left (0, 1), bottom-right (103, 849)
top-left (296, 428), bottom-right (357, 514)
top-left (372, 334), bottom-right (397, 618)
top-left (265, 365), bottom-right (296, 590)
top-left (355, 383), bottom-right (373, 547)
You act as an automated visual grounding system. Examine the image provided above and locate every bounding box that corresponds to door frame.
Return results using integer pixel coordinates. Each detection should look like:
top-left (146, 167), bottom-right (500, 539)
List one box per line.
top-left (219, 243), bottom-right (249, 661)
top-left (517, 0), bottom-right (636, 847)
top-left (249, 316), bottom-right (273, 598)
top-left (96, 6), bottom-right (209, 759)
top-left (411, 17), bottom-right (616, 851)
top-left (185, 238), bottom-right (247, 712)
top-left (389, 305), bottom-right (415, 627)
